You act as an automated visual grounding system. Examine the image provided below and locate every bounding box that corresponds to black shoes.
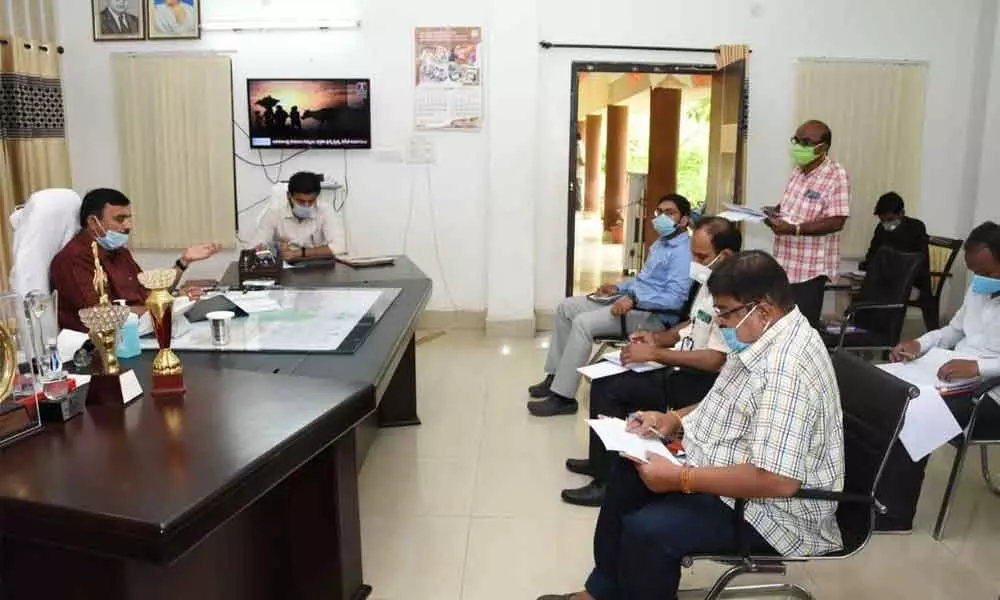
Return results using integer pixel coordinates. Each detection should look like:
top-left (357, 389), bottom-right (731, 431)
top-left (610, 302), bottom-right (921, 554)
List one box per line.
top-left (565, 458), bottom-right (593, 477)
top-left (561, 480), bottom-right (606, 507)
top-left (527, 395), bottom-right (578, 416)
top-left (528, 374), bottom-right (555, 398)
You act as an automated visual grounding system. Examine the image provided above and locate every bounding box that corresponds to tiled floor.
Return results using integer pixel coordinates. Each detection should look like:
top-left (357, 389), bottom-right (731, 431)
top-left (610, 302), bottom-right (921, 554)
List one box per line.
top-left (359, 331), bottom-right (1000, 600)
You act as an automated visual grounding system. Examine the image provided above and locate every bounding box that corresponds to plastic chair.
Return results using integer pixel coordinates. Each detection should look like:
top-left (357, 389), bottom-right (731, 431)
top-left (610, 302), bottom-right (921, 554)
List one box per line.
top-left (678, 351), bottom-right (917, 599)
top-left (908, 235), bottom-right (962, 331)
top-left (932, 377), bottom-right (1000, 540)
top-left (821, 247), bottom-right (924, 354)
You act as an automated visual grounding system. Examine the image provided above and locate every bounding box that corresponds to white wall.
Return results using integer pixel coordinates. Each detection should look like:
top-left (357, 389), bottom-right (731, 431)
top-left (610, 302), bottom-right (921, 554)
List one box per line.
top-left (533, 0), bottom-right (990, 313)
top-left (60, 0), bottom-right (996, 322)
top-left (974, 0), bottom-right (1000, 227)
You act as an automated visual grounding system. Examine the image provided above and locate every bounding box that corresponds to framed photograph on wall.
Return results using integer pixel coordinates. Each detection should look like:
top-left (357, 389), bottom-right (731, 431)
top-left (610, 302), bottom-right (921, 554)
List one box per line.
top-left (92, 0), bottom-right (145, 41)
top-left (147, 0), bottom-right (201, 40)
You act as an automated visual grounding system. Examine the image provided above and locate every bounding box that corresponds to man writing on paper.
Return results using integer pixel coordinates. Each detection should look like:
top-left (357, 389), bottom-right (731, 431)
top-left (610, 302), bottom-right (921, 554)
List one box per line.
top-left (764, 120), bottom-right (850, 328)
top-left (248, 171), bottom-right (340, 263)
top-left (50, 188), bottom-right (221, 332)
top-left (561, 216), bottom-right (741, 507)
top-left (527, 194), bottom-right (694, 417)
top-left (880, 221), bottom-right (1000, 532)
top-left (537, 251), bottom-right (844, 600)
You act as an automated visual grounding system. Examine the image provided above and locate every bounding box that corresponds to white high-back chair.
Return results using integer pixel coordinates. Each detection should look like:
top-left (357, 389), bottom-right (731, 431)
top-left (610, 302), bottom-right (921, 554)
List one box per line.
top-left (255, 182), bottom-right (348, 254)
top-left (9, 188), bottom-right (82, 298)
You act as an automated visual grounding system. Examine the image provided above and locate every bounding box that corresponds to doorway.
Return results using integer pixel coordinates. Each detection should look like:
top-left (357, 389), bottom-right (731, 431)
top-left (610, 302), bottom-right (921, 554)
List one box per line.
top-left (565, 60), bottom-right (748, 296)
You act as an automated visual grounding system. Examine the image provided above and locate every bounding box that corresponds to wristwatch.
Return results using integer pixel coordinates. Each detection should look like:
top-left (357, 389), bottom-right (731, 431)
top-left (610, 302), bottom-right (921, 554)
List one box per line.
top-left (174, 258), bottom-right (188, 271)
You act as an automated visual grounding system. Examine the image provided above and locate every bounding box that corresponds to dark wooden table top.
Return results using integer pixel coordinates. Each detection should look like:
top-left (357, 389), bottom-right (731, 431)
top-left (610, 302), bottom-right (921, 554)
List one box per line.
top-left (221, 255), bottom-right (430, 289)
top-left (0, 366), bottom-right (374, 564)
top-left (196, 262), bottom-right (432, 393)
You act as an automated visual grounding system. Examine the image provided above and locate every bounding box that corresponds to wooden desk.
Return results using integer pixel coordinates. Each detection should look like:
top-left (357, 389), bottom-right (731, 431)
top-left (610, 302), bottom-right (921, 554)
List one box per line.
top-left (0, 366), bottom-right (374, 600)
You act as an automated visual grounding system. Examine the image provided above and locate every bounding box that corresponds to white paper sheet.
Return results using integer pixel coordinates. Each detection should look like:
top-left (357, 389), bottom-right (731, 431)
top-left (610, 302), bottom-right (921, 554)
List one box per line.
top-left (602, 350), bottom-right (666, 374)
top-left (587, 417), bottom-right (680, 464)
top-left (718, 210), bottom-right (766, 223)
top-left (226, 291), bottom-right (282, 314)
top-left (577, 361), bottom-right (628, 380)
top-left (57, 329), bottom-right (89, 364)
top-left (880, 348), bottom-right (980, 392)
top-left (878, 363), bottom-right (963, 461)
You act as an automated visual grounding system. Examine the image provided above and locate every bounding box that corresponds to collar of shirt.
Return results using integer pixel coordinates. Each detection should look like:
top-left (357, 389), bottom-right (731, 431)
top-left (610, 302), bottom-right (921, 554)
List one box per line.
top-left (794, 156), bottom-right (833, 180)
top-left (657, 229), bottom-right (690, 249)
top-left (734, 306), bottom-right (804, 370)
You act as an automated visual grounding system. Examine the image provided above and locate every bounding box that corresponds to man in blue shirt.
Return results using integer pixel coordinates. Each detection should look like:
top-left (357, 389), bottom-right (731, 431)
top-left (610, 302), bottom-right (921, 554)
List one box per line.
top-left (528, 194), bottom-right (694, 417)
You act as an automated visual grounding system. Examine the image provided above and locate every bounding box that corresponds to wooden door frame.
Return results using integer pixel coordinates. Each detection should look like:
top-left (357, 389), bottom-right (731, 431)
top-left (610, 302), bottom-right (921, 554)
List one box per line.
top-left (565, 61), bottom-right (716, 297)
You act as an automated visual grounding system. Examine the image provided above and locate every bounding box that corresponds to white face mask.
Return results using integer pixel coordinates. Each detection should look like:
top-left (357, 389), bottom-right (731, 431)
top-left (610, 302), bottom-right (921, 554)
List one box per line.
top-left (689, 255), bottom-right (722, 285)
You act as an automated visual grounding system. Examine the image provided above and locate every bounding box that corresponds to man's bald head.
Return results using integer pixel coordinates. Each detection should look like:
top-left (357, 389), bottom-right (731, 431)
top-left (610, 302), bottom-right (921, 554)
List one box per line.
top-left (796, 120), bottom-right (832, 149)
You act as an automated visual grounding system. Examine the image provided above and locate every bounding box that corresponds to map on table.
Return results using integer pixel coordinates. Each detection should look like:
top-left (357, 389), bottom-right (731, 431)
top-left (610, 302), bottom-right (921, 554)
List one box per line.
top-left (139, 288), bottom-right (401, 353)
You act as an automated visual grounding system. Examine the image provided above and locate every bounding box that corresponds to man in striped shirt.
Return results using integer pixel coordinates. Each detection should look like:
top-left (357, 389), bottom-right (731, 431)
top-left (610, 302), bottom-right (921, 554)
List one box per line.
top-left (764, 120), bottom-right (851, 328)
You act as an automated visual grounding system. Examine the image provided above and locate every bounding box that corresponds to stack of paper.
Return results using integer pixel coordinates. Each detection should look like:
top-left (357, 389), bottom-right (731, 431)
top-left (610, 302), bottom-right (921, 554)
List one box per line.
top-left (577, 350), bottom-right (666, 380)
top-left (718, 204), bottom-right (769, 223)
top-left (587, 417), bottom-right (681, 464)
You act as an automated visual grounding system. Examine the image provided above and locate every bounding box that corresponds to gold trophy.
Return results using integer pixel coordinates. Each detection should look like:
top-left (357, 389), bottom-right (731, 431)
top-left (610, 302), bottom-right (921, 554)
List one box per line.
top-left (139, 268), bottom-right (185, 398)
top-left (78, 242), bottom-right (142, 406)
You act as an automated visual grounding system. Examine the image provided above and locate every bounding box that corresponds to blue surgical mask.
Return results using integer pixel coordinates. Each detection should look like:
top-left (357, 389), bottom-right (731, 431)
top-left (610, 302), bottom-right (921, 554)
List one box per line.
top-left (652, 214), bottom-right (677, 237)
top-left (971, 274), bottom-right (1000, 296)
top-left (95, 223), bottom-right (129, 251)
top-left (291, 203), bottom-right (315, 219)
top-left (720, 304), bottom-right (759, 353)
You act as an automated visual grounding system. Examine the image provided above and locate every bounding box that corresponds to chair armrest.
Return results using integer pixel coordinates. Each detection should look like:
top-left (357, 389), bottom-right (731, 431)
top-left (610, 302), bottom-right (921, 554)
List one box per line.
top-left (972, 377), bottom-right (1000, 403)
top-left (634, 304), bottom-right (685, 318)
top-left (794, 488), bottom-right (873, 505)
top-left (929, 271), bottom-right (953, 279)
top-left (848, 302), bottom-right (906, 314)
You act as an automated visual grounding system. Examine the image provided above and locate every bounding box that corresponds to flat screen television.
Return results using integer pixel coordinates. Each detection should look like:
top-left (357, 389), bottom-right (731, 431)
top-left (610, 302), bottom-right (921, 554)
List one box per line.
top-left (246, 78), bottom-right (372, 150)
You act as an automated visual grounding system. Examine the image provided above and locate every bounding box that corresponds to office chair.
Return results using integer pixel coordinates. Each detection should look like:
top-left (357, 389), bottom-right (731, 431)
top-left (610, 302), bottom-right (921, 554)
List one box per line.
top-left (9, 189), bottom-right (82, 298)
top-left (588, 284), bottom-right (700, 365)
top-left (821, 247), bottom-right (923, 355)
top-left (932, 377), bottom-right (1000, 540)
top-left (908, 235), bottom-right (962, 331)
top-left (678, 351), bottom-right (916, 599)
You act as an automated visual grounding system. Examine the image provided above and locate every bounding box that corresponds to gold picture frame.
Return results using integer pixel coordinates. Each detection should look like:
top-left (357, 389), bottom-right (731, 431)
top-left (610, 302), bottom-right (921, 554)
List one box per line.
top-left (146, 0), bottom-right (201, 41)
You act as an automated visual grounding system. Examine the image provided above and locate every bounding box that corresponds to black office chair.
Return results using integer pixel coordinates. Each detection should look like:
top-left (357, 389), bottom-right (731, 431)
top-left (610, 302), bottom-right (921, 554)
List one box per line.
top-left (588, 284), bottom-right (700, 365)
top-left (678, 351), bottom-right (917, 599)
top-left (933, 377), bottom-right (1000, 540)
top-left (908, 235), bottom-right (963, 331)
top-left (821, 247), bottom-right (923, 354)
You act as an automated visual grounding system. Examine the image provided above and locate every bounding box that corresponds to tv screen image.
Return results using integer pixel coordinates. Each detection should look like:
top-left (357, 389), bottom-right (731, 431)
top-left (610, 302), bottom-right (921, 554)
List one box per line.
top-left (247, 78), bottom-right (372, 150)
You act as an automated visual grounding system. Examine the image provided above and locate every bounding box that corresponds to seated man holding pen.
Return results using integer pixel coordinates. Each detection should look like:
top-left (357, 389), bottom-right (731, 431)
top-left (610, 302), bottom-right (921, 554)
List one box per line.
top-left (538, 250), bottom-right (844, 600)
top-left (561, 216), bottom-right (741, 507)
top-left (877, 221), bottom-right (1000, 532)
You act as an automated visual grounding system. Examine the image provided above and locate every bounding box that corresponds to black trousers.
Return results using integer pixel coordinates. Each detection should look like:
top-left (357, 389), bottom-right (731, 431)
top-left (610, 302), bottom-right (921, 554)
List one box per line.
top-left (791, 276), bottom-right (828, 329)
top-left (585, 457), bottom-right (774, 600)
top-left (875, 391), bottom-right (1000, 531)
top-left (587, 369), bottom-right (717, 484)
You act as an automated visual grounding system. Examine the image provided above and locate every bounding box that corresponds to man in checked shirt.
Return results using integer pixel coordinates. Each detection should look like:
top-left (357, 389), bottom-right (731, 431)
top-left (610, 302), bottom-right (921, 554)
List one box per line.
top-left (763, 120), bottom-right (851, 328)
top-left (538, 251), bottom-right (844, 600)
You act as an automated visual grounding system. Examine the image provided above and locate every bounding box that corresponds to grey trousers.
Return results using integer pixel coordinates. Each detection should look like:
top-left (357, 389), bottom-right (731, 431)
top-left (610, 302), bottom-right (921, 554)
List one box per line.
top-left (544, 295), bottom-right (666, 398)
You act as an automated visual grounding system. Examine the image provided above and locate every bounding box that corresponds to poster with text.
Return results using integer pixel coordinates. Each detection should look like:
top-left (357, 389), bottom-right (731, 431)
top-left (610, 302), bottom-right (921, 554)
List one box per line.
top-left (414, 26), bottom-right (483, 130)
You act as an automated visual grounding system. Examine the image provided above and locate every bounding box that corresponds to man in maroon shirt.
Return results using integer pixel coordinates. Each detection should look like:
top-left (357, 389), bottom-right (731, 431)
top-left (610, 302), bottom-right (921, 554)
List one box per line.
top-left (50, 188), bottom-right (221, 331)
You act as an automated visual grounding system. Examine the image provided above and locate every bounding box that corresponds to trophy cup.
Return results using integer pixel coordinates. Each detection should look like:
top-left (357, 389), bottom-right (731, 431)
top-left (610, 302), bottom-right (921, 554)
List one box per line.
top-left (139, 268), bottom-right (185, 398)
top-left (78, 242), bottom-right (143, 407)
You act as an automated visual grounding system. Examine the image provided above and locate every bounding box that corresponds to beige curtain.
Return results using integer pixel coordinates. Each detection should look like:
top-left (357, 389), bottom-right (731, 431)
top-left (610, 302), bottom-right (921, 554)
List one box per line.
top-left (113, 53), bottom-right (236, 249)
top-left (0, 34), bottom-right (72, 290)
top-left (795, 59), bottom-right (927, 259)
top-left (715, 44), bottom-right (749, 69)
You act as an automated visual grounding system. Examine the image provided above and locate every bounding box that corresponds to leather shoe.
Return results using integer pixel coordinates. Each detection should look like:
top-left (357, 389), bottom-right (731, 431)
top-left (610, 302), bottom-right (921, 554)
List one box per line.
top-left (527, 396), bottom-right (578, 417)
top-left (528, 374), bottom-right (555, 398)
top-left (561, 481), bottom-right (606, 507)
top-left (537, 595), bottom-right (578, 600)
top-left (565, 458), bottom-right (593, 476)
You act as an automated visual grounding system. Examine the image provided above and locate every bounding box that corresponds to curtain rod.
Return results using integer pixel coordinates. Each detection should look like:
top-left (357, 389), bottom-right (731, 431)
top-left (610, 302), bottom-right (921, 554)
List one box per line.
top-left (539, 41), bottom-right (748, 54)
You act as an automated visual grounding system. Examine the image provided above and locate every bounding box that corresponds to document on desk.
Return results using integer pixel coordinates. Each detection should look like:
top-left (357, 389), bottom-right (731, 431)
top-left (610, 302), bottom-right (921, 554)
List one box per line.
top-left (587, 418), bottom-right (681, 464)
top-left (878, 354), bottom-right (964, 461)
top-left (226, 291), bottom-right (282, 314)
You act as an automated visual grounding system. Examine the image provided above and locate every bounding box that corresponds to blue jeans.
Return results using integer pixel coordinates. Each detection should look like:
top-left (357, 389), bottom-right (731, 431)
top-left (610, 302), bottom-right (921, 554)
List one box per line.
top-left (586, 458), bottom-right (775, 600)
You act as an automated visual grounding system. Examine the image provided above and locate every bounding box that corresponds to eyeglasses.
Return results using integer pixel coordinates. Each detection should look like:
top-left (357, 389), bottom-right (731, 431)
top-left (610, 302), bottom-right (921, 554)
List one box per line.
top-left (713, 302), bottom-right (755, 320)
top-left (653, 208), bottom-right (680, 218)
top-left (790, 136), bottom-right (822, 147)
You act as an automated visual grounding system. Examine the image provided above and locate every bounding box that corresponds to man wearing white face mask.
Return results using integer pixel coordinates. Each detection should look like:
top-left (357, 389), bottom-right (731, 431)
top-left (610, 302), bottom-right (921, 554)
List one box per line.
top-left (249, 171), bottom-right (339, 263)
top-left (538, 250), bottom-right (843, 600)
top-left (561, 216), bottom-right (741, 507)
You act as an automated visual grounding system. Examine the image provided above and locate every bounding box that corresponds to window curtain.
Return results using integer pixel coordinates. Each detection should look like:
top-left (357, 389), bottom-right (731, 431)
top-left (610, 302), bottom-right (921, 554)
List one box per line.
top-left (794, 59), bottom-right (927, 258)
top-left (112, 53), bottom-right (236, 249)
top-left (0, 0), bottom-right (71, 290)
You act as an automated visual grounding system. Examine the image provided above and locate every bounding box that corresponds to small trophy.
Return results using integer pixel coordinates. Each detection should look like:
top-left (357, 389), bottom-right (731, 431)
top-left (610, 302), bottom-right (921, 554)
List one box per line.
top-left (139, 268), bottom-right (185, 398)
top-left (78, 242), bottom-right (143, 407)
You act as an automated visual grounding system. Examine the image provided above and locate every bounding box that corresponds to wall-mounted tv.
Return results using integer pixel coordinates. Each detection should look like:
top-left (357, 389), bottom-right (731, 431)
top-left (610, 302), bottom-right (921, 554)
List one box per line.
top-left (247, 78), bottom-right (371, 150)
